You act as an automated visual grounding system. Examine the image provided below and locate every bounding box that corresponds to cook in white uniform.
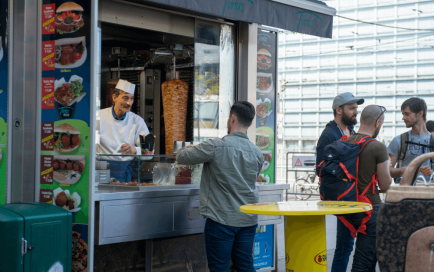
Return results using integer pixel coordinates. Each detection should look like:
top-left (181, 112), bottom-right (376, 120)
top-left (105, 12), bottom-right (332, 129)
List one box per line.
top-left (96, 79), bottom-right (149, 183)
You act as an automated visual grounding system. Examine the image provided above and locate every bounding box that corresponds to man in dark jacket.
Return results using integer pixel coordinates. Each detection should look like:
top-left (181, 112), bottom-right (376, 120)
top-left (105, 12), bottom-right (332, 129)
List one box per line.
top-left (316, 92), bottom-right (364, 272)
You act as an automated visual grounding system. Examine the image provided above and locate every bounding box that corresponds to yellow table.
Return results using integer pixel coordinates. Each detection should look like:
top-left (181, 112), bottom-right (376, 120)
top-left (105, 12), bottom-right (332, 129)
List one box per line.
top-left (240, 201), bottom-right (372, 272)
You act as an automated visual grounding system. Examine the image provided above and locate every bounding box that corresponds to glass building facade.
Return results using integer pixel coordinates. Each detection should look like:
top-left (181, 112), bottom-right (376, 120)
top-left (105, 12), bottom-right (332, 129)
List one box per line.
top-left (278, 0), bottom-right (434, 153)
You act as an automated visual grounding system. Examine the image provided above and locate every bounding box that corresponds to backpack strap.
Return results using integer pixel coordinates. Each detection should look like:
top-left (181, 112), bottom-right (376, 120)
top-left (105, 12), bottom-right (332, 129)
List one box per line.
top-left (430, 134), bottom-right (434, 170)
top-left (398, 132), bottom-right (409, 168)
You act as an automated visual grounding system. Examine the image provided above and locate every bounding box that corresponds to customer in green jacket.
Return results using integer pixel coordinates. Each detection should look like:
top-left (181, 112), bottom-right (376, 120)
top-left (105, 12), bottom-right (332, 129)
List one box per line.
top-left (177, 101), bottom-right (263, 272)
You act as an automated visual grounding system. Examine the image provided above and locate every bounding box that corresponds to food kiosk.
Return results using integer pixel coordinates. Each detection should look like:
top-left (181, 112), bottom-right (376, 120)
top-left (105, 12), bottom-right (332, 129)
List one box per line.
top-left (0, 0), bottom-right (336, 271)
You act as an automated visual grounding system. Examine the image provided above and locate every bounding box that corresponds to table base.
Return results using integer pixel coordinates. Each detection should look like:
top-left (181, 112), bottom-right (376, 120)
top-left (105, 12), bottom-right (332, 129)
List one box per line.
top-left (285, 215), bottom-right (327, 272)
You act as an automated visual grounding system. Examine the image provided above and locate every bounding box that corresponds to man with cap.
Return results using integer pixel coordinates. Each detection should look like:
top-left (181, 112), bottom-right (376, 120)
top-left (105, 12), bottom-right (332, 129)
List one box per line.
top-left (315, 92), bottom-right (364, 272)
top-left (96, 79), bottom-right (150, 183)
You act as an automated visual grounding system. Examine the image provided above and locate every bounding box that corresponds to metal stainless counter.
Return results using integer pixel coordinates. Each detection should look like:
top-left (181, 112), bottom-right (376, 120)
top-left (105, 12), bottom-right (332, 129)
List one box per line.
top-left (95, 184), bottom-right (290, 245)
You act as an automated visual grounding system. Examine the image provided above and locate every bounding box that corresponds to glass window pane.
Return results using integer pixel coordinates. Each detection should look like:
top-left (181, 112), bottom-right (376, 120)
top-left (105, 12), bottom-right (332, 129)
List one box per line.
top-left (285, 100), bottom-right (300, 111)
top-left (302, 113), bottom-right (316, 124)
top-left (302, 99), bottom-right (316, 110)
top-left (319, 84), bottom-right (337, 97)
top-left (398, 4), bottom-right (416, 17)
top-left (356, 83), bottom-right (374, 96)
top-left (418, 80), bottom-right (434, 93)
top-left (377, 97), bottom-right (394, 108)
top-left (418, 64), bottom-right (434, 77)
top-left (285, 114), bottom-right (299, 124)
top-left (396, 81), bottom-right (414, 94)
top-left (286, 140), bottom-right (299, 151)
top-left (377, 81), bottom-right (394, 95)
top-left (302, 140), bottom-right (316, 152)
top-left (194, 20), bottom-right (235, 142)
top-left (320, 99), bottom-right (333, 110)
top-left (397, 50), bottom-right (414, 63)
top-left (320, 113), bottom-right (331, 124)
top-left (302, 86), bottom-right (317, 97)
top-left (301, 127), bottom-right (316, 137)
top-left (285, 127), bottom-right (299, 137)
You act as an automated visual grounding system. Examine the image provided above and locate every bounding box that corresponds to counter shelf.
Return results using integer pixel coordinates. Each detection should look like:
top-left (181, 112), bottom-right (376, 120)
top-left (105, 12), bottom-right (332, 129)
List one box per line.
top-left (96, 153), bottom-right (202, 187)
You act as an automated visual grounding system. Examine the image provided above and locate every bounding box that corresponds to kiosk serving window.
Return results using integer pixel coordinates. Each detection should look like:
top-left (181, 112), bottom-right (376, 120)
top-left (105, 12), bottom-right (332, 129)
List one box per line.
top-left (194, 20), bottom-right (236, 142)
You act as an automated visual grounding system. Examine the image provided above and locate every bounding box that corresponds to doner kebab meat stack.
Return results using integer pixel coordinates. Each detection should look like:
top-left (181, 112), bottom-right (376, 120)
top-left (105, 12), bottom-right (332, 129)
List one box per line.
top-left (161, 79), bottom-right (189, 154)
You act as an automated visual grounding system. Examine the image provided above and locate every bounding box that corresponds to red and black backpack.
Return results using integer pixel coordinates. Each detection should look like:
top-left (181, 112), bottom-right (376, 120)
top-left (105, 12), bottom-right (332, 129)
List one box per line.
top-left (317, 135), bottom-right (378, 238)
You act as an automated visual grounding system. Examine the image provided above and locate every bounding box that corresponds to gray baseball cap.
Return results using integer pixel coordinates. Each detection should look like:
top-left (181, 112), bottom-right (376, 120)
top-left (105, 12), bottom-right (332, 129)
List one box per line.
top-left (332, 92), bottom-right (364, 110)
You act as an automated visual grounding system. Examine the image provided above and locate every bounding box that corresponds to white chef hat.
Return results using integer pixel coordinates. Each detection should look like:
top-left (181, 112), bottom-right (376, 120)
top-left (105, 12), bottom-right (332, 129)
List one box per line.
top-left (115, 79), bottom-right (136, 95)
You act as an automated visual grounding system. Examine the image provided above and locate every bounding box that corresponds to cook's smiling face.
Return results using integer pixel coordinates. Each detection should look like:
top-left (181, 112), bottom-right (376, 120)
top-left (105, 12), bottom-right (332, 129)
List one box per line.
top-left (113, 92), bottom-right (134, 114)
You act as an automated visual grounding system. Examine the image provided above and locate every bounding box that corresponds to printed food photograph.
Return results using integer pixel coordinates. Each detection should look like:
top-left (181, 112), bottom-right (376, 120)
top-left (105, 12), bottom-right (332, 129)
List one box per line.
top-left (256, 98), bottom-right (273, 127)
top-left (53, 155), bottom-right (85, 184)
top-left (256, 174), bottom-right (270, 184)
top-left (257, 49), bottom-right (272, 70)
top-left (256, 129), bottom-right (270, 149)
top-left (55, 2), bottom-right (84, 34)
top-left (55, 75), bottom-right (86, 119)
top-left (53, 187), bottom-right (81, 212)
top-left (54, 123), bottom-right (81, 152)
top-left (256, 72), bottom-right (273, 93)
top-left (72, 225), bottom-right (88, 272)
top-left (55, 36), bottom-right (87, 68)
top-left (261, 151), bottom-right (272, 171)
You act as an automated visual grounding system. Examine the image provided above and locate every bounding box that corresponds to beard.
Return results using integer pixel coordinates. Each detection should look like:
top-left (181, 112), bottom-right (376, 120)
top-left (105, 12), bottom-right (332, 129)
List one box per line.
top-left (373, 125), bottom-right (381, 138)
top-left (405, 116), bottom-right (418, 128)
top-left (342, 111), bottom-right (358, 127)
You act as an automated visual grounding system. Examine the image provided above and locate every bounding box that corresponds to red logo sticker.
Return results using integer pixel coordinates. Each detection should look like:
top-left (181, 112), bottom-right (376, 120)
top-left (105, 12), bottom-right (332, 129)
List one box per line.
top-left (314, 250), bottom-right (327, 266)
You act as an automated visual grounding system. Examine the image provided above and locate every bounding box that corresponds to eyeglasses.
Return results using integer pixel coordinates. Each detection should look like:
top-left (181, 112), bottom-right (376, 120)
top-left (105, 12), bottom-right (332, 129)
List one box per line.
top-left (376, 105), bottom-right (387, 123)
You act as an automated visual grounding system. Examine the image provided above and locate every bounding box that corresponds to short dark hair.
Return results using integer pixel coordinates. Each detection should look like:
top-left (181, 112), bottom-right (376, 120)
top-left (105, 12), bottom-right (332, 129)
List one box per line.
top-left (113, 89), bottom-right (127, 98)
top-left (426, 120), bottom-right (434, 133)
top-left (230, 101), bottom-right (255, 127)
top-left (333, 109), bottom-right (337, 117)
top-left (401, 97), bottom-right (427, 121)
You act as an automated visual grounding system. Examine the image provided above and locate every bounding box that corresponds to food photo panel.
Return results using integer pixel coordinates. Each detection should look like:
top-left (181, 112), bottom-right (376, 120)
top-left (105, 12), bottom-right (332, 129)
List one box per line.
top-left (54, 75), bottom-right (86, 119)
top-left (55, 36), bottom-right (87, 69)
top-left (53, 154), bottom-right (85, 185)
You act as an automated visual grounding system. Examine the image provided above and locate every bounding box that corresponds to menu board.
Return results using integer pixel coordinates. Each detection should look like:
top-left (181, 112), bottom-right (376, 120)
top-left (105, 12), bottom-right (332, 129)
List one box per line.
top-left (256, 29), bottom-right (277, 184)
top-left (0, 0), bottom-right (8, 205)
top-left (39, 1), bottom-right (91, 271)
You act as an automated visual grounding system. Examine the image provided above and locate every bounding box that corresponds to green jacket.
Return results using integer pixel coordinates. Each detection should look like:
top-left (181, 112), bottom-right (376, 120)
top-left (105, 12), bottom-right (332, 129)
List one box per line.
top-left (176, 132), bottom-right (264, 227)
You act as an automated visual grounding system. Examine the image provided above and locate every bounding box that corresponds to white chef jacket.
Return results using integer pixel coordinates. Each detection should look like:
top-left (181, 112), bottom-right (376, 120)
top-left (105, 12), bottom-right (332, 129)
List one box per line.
top-left (96, 107), bottom-right (149, 161)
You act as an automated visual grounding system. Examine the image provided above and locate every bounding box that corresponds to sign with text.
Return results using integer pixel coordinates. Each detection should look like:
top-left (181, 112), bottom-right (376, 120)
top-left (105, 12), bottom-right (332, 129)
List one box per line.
top-left (41, 122), bottom-right (54, 150)
top-left (42, 40), bottom-right (55, 71)
top-left (40, 155), bottom-right (53, 184)
top-left (42, 77), bottom-right (55, 109)
top-left (292, 155), bottom-right (316, 169)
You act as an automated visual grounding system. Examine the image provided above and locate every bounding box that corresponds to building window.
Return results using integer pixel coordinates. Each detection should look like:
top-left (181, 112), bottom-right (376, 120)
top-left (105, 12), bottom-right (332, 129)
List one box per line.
top-left (286, 140), bottom-right (299, 151)
top-left (302, 141), bottom-right (316, 152)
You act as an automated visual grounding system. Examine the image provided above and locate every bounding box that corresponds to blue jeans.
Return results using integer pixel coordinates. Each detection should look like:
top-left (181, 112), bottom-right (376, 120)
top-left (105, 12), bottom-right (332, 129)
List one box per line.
top-left (101, 160), bottom-right (134, 183)
top-left (332, 217), bottom-right (355, 272)
top-left (204, 218), bottom-right (257, 272)
top-left (351, 204), bottom-right (380, 272)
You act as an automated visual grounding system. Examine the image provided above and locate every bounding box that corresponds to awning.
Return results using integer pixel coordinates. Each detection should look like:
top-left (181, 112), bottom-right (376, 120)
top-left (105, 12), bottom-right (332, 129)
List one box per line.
top-left (141, 0), bottom-right (336, 38)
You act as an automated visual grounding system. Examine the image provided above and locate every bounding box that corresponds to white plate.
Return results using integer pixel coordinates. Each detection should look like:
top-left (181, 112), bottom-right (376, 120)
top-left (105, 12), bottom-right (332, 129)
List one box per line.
top-left (256, 82), bottom-right (273, 94)
top-left (55, 46), bottom-right (87, 69)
